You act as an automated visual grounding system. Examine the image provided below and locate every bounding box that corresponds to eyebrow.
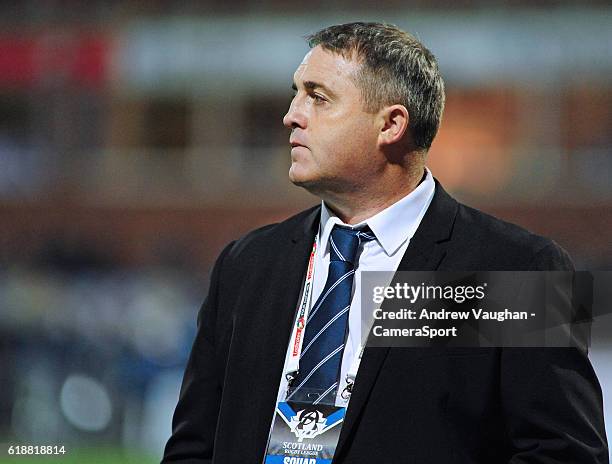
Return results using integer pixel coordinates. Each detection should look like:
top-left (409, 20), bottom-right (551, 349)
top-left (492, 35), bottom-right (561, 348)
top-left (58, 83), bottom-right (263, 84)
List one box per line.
top-left (292, 80), bottom-right (336, 98)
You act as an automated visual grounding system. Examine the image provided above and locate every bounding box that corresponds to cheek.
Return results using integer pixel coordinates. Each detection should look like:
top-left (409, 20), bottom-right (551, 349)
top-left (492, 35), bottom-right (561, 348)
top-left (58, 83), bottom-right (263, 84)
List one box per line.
top-left (322, 117), bottom-right (371, 147)
top-left (340, 119), bottom-right (377, 154)
top-left (311, 114), bottom-right (377, 168)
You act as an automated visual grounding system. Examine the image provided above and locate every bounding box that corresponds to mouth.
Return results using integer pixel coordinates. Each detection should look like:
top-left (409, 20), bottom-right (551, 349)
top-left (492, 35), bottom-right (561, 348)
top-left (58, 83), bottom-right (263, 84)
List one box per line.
top-left (290, 140), bottom-right (307, 149)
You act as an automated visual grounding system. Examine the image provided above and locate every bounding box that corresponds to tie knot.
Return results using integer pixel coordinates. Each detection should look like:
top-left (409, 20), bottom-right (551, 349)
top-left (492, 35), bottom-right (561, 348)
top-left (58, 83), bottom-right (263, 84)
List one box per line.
top-left (329, 226), bottom-right (375, 264)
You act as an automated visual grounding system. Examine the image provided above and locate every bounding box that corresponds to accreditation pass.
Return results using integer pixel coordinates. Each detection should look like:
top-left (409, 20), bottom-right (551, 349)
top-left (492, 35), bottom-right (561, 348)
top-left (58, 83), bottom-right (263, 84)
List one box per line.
top-left (263, 400), bottom-right (346, 463)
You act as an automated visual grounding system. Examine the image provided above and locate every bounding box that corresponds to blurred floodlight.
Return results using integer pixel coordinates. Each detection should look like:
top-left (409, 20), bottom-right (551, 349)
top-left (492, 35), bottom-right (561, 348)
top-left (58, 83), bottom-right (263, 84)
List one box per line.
top-left (60, 374), bottom-right (112, 432)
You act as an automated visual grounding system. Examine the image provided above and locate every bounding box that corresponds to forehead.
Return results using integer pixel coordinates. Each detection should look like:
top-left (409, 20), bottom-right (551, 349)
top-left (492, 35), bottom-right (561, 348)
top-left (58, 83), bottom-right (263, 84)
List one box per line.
top-left (293, 45), bottom-right (360, 90)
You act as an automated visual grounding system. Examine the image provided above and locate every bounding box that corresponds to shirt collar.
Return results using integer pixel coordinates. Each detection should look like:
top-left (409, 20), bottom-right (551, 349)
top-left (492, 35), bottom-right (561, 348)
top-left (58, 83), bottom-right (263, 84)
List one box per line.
top-left (319, 168), bottom-right (435, 257)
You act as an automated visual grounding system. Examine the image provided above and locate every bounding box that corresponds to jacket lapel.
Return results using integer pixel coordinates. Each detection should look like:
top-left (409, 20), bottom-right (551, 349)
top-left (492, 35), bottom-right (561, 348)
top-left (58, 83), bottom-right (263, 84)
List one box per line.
top-left (268, 206), bottom-right (320, 356)
top-left (266, 206), bottom-right (320, 349)
top-left (335, 180), bottom-right (459, 456)
top-left (254, 206), bottom-right (321, 446)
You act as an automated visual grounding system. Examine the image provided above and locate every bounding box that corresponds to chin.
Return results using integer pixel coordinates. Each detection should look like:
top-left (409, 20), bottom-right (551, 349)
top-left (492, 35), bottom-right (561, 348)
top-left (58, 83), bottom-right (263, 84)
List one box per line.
top-left (288, 165), bottom-right (339, 196)
top-left (289, 173), bottom-right (321, 193)
top-left (289, 165), bottom-right (314, 185)
top-left (289, 175), bottom-right (332, 200)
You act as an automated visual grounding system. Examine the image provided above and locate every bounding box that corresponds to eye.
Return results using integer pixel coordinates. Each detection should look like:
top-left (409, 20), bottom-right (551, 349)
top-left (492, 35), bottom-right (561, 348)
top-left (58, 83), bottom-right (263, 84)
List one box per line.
top-left (312, 93), bottom-right (327, 104)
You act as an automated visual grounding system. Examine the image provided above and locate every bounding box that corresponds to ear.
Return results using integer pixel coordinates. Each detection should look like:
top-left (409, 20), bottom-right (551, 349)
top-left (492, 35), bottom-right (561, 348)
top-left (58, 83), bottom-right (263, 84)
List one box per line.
top-left (378, 105), bottom-right (409, 147)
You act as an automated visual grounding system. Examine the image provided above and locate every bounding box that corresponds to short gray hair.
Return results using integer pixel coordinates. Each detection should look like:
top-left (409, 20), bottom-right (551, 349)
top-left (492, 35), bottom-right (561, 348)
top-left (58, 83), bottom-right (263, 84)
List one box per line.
top-left (307, 22), bottom-right (445, 151)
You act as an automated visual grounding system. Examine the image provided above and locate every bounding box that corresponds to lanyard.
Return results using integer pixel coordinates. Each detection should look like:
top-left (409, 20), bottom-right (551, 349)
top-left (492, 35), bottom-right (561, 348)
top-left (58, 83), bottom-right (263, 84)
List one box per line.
top-left (346, 344), bottom-right (363, 383)
top-left (285, 234), bottom-right (318, 381)
top-left (340, 344), bottom-right (364, 400)
top-left (285, 233), bottom-right (366, 400)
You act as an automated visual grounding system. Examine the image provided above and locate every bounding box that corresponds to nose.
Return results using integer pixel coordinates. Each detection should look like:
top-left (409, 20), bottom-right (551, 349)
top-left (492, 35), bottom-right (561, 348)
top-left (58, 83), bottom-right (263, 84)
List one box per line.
top-left (283, 97), bottom-right (307, 130)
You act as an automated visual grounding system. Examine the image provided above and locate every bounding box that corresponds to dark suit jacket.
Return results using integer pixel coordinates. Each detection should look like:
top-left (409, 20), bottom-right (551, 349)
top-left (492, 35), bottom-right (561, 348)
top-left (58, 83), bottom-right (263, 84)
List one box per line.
top-left (162, 181), bottom-right (608, 463)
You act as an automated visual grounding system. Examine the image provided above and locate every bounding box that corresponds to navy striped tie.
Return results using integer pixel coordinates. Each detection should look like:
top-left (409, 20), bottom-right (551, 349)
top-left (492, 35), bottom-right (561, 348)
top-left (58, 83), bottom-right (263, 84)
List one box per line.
top-left (287, 225), bottom-right (375, 405)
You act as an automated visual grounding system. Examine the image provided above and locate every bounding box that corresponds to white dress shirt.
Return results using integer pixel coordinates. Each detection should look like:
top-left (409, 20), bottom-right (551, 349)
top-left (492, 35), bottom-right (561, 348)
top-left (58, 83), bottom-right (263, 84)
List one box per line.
top-left (276, 168), bottom-right (436, 406)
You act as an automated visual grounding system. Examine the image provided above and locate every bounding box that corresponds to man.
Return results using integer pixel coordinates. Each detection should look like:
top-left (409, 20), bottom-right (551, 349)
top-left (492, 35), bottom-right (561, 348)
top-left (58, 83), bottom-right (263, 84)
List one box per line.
top-left (162, 22), bottom-right (608, 463)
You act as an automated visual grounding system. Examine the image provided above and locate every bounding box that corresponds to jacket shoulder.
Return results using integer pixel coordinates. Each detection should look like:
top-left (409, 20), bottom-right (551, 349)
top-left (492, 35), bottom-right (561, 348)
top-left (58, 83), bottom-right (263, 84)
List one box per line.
top-left (225, 205), bottom-right (319, 260)
top-left (451, 203), bottom-right (573, 270)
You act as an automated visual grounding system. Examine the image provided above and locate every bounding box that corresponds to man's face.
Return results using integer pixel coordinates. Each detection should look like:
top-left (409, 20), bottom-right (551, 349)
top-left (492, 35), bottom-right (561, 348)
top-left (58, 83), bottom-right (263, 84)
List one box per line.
top-left (283, 46), bottom-right (381, 196)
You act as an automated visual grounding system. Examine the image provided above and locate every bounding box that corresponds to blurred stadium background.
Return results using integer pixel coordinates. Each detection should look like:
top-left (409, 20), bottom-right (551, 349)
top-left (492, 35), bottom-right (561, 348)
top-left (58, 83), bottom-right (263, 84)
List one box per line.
top-left (0, 1), bottom-right (610, 462)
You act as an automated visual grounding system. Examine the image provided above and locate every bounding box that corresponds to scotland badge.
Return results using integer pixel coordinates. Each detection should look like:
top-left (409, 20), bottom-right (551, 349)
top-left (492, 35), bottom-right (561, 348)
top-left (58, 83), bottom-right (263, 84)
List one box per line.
top-left (263, 401), bottom-right (346, 463)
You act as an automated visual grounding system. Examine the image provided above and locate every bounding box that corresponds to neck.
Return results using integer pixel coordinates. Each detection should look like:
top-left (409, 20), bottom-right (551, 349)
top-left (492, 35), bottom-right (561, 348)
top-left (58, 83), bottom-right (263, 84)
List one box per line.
top-left (323, 166), bottom-right (426, 225)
